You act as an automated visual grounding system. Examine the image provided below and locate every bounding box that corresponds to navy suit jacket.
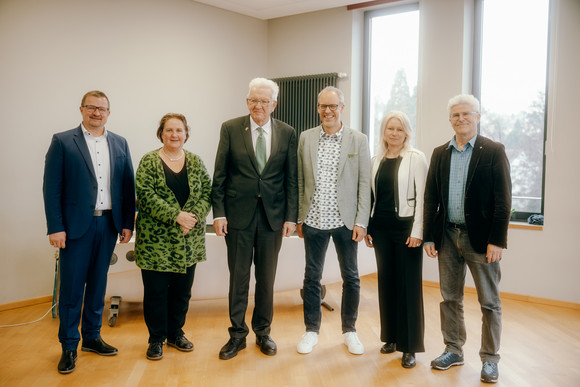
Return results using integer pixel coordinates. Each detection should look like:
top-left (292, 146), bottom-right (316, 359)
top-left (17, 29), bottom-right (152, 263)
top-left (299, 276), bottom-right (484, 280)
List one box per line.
top-left (43, 125), bottom-right (135, 239)
top-left (423, 135), bottom-right (512, 253)
top-left (211, 115), bottom-right (298, 231)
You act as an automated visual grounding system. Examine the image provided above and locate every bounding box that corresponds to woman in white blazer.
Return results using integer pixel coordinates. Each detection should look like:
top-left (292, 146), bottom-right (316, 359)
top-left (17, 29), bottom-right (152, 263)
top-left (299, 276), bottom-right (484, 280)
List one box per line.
top-left (365, 111), bottom-right (428, 368)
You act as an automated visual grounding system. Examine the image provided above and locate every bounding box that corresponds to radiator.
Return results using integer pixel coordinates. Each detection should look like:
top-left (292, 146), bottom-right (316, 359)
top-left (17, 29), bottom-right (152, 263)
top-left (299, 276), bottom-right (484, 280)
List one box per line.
top-left (272, 73), bottom-right (339, 135)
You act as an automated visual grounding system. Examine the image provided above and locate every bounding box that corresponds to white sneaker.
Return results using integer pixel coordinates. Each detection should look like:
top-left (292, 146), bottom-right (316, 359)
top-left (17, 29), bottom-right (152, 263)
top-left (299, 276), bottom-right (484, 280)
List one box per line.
top-left (297, 332), bottom-right (318, 354)
top-left (343, 332), bottom-right (364, 355)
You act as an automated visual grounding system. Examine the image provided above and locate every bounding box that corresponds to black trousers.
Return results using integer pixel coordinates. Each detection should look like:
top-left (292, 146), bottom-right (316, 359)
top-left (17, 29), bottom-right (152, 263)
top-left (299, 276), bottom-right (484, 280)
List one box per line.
top-left (141, 264), bottom-right (196, 343)
top-left (225, 201), bottom-right (283, 338)
top-left (370, 214), bottom-right (425, 353)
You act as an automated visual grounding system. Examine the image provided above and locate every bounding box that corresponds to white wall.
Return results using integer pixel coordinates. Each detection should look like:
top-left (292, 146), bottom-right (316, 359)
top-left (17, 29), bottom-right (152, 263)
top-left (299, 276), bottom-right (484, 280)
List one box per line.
top-left (0, 0), bottom-right (268, 304)
top-left (1, 0), bottom-right (579, 305)
top-left (267, 0), bottom-right (580, 303)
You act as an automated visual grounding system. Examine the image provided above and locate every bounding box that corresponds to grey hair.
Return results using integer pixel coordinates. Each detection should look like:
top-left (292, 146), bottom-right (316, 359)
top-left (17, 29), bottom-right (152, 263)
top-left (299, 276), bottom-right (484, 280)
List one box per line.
top-left (376, 111), bottom-right (414, 160)
top-left (318, 86), bottom-right (344, 105)
top-left (247, 78), bottom-right (279, 101)
top-left (447, 94), bottom-right (480, 114)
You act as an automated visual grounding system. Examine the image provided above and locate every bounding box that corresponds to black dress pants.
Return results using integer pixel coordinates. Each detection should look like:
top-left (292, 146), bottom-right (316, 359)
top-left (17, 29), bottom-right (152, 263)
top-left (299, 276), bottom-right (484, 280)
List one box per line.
top-left (370, 213), bottom-right (425, 353)
top-left (141, 264), bottom-right (196, 343)
top-left (225, 201), bottom-right (282, 338)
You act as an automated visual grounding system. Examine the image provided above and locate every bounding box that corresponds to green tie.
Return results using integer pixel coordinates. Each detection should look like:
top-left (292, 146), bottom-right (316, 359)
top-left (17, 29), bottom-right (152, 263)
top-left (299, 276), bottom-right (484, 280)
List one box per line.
top-left (256, 127), bottom-right (266, 173)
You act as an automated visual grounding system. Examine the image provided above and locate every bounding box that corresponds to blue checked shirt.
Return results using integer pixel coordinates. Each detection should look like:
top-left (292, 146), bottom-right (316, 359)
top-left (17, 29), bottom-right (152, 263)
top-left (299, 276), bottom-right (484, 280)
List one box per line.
top-left (447, 134), bottom-right (477, 224)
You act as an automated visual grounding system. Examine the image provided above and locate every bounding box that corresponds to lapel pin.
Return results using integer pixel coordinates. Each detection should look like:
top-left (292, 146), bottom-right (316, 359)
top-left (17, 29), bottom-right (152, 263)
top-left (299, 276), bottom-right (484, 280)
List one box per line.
top-left (245, 127), bottom-right (249, 131)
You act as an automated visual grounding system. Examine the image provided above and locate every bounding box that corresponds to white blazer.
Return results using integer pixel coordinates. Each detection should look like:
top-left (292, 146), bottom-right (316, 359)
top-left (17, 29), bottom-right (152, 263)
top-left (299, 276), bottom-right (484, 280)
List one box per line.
top-left (370, 147), bottom-right (428, 239)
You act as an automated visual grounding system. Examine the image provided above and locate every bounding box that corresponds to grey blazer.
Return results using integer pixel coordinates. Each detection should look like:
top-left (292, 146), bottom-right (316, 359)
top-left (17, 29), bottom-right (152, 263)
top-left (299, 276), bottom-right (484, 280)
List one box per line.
top-left (297, 125), bottom-right (371, 230)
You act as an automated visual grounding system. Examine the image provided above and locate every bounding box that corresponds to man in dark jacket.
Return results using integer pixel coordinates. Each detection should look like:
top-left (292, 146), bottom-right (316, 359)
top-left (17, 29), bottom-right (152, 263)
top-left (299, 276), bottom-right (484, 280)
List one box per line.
top-left (423, 94), bottom-right (511, 384)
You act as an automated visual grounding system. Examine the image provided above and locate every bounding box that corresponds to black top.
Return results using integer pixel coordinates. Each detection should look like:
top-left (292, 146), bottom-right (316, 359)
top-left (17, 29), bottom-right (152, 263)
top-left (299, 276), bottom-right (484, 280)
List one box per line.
top-left (162, 160), bottom-right (189, 208)
top-left (373, 157), bottom-right (398, 219)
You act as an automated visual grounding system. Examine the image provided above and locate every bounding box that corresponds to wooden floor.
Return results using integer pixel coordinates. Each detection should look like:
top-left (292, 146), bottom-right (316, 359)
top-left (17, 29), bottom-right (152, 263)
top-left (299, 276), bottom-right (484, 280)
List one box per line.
top-left (1, 274), bottom-right (579, 387)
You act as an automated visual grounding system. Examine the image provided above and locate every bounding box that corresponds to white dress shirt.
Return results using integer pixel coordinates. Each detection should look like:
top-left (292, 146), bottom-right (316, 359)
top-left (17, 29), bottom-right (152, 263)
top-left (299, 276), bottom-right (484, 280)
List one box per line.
top-left (81, 123), bottom-right (112, 210)
top-left (250, 117), bottom-right (272, 161)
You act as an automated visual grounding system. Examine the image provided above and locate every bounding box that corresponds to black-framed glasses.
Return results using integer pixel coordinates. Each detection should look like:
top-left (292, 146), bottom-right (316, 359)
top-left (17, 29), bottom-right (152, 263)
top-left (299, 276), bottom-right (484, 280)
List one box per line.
top-left (318, 104), bottom-right (341, 111)
top-left (83, 105), bottom-right (109, 114)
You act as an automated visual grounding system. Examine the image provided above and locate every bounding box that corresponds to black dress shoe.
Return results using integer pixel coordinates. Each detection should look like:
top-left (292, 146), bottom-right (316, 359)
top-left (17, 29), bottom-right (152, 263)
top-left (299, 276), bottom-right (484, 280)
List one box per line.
top-left (402, 352), bottom-right (416, 368)
top-left (81, 337), bottom-right (118, 356)
top-left (380, 343), bottom-right (396, 354)
top-left (167, 336), bottom-right (194, 352)
top-left (146, 342), bottom-right (163, 360)
top-left (57, 349), bottom-right (77, 374)
top-left (256, 335), bottom-right (277, 356)
top-left (219, 337), bottom-right (246, 360)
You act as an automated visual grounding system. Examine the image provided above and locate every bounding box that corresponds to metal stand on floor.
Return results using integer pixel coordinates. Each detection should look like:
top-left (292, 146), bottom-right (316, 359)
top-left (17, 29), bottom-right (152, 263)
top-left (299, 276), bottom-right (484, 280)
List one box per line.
top-left (108, 296), bottom-right (122, 327)
top-left (300, 285), bottom-right (334, 311)
top-left (52, 251), bottom-right (59, 318)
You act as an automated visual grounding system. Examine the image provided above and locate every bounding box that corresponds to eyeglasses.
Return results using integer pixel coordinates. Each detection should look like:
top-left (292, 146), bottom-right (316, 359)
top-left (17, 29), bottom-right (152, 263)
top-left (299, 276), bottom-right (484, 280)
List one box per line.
top-left (248, 99), bottom-right (272, 106)
top-left (318, 104), bottom-right (341, 111)
top-left (83, 105), bottom-right (109, 114)
top-left (450, 111), bottom-right (478, 121)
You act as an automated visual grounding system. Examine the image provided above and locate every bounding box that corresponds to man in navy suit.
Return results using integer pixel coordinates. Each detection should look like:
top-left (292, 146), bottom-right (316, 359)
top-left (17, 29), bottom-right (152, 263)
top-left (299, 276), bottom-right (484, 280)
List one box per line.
top-left (212, 78), bottom-right (298, 360)
top-left (423, 94), bottom-right (511, 383)
top-left (43, 90), bottom-right (135, 374)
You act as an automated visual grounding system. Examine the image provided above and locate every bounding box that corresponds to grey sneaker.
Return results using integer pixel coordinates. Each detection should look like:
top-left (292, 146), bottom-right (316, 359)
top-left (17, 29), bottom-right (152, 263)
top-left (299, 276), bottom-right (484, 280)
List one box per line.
top-left (481, 361), bottom-right (499, 383)
top-left (430, 351), bottom-right (465, 370)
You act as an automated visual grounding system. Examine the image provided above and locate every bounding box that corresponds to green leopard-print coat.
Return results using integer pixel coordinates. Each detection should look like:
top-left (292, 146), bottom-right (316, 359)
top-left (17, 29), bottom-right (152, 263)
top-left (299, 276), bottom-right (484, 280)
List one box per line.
top-left (135, 149), bottom-right (211, 273)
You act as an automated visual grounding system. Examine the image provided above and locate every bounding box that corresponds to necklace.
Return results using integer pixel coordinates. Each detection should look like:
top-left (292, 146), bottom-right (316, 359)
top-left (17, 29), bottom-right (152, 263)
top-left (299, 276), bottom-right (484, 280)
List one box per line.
top-left (161, 148), bottom-right (184, 162)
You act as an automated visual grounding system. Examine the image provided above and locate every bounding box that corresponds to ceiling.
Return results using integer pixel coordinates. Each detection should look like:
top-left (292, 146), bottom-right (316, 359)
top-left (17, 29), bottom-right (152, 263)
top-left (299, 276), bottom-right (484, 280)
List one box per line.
top-left (193, 0), bottom-right (372, 20)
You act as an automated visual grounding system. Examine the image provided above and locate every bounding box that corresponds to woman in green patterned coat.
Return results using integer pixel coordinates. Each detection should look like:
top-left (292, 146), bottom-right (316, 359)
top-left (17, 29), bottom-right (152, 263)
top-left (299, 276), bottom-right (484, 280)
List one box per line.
top-left (135, 113), bottom-right (211, 361)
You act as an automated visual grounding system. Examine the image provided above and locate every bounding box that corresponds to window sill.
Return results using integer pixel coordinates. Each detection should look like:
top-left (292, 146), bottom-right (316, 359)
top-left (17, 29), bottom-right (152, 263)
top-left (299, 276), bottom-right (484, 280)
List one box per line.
top-left (509, 221), bottom-right (543, 231)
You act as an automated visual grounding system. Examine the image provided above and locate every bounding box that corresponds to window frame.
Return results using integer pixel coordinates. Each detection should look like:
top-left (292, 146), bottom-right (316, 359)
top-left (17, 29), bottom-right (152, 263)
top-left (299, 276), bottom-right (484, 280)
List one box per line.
top-left (472, 0), bottom-right (551, 222)
top-left (362, 2), bottom-right (420, 150)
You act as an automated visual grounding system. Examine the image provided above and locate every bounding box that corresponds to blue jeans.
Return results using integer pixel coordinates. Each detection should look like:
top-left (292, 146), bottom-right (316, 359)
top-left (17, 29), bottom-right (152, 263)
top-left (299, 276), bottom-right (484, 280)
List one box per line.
top-left (438, 224), bottom-right (502, 362)
top-left (302, 224), bottom-right (360, 333)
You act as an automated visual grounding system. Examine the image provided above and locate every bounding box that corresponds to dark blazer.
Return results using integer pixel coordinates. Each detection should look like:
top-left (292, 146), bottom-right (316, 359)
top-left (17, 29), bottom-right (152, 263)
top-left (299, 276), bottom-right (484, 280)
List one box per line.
top-left (43, 125), bottom-right (136, 239)
top-left (423, 135), bottom-right (511, 253)
top-left (211, 115), bottom-right (298, 231)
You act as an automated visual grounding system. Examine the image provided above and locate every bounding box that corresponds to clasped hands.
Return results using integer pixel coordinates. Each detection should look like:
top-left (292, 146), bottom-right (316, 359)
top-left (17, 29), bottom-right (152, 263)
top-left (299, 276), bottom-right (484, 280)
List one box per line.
top-left (177, 211), bottom-right (197, 235)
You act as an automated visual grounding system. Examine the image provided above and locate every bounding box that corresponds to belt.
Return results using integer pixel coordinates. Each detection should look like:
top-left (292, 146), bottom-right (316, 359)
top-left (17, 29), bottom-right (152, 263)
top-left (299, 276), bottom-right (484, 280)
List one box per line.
top-left (447, 222), bottom-right (466, 229)
top-left (94, 209), bottom-right (112, 216)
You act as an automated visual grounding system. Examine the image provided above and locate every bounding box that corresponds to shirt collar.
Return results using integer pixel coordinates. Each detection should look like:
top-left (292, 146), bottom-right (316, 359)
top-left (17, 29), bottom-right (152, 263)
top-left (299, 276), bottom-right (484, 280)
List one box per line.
top-left (250, 117), bottom-right (271, 135)
top-left (320, 124), bottom-right (344, 140)
top-left (448, 133), bottom-right (477, 151)
top-left (81, 123), bottom-right (108, 139)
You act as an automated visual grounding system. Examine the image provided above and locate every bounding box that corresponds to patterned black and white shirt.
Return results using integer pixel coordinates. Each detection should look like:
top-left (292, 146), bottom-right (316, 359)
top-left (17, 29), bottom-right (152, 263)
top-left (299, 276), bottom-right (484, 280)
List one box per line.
top-left (304, 127), bottom-right (345, 230)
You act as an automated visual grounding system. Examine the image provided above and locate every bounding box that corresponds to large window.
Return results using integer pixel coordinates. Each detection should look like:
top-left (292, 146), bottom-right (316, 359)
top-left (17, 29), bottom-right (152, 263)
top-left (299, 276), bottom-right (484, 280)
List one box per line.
top-left (474, 0), bottom-right (550, 220)
top-left (363, 4), bottom-right (420, 156)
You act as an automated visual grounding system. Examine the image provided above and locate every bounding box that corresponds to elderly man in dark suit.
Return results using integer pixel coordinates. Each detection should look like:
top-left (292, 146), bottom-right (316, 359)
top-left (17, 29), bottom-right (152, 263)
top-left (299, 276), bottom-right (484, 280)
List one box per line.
top-left (423, 94), bottom-right (511, 384)
top-left (211, 78), bottom-right (298, 360)
top-left (43, 90), bottom-right (135, 374)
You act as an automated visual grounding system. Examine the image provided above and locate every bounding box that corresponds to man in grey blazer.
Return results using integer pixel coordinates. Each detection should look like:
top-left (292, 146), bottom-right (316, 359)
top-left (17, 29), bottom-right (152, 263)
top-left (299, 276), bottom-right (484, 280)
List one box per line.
top-left (296, 86), bottom-right (371, 355)
top-left (212, 78), bottom-right (298, 360)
